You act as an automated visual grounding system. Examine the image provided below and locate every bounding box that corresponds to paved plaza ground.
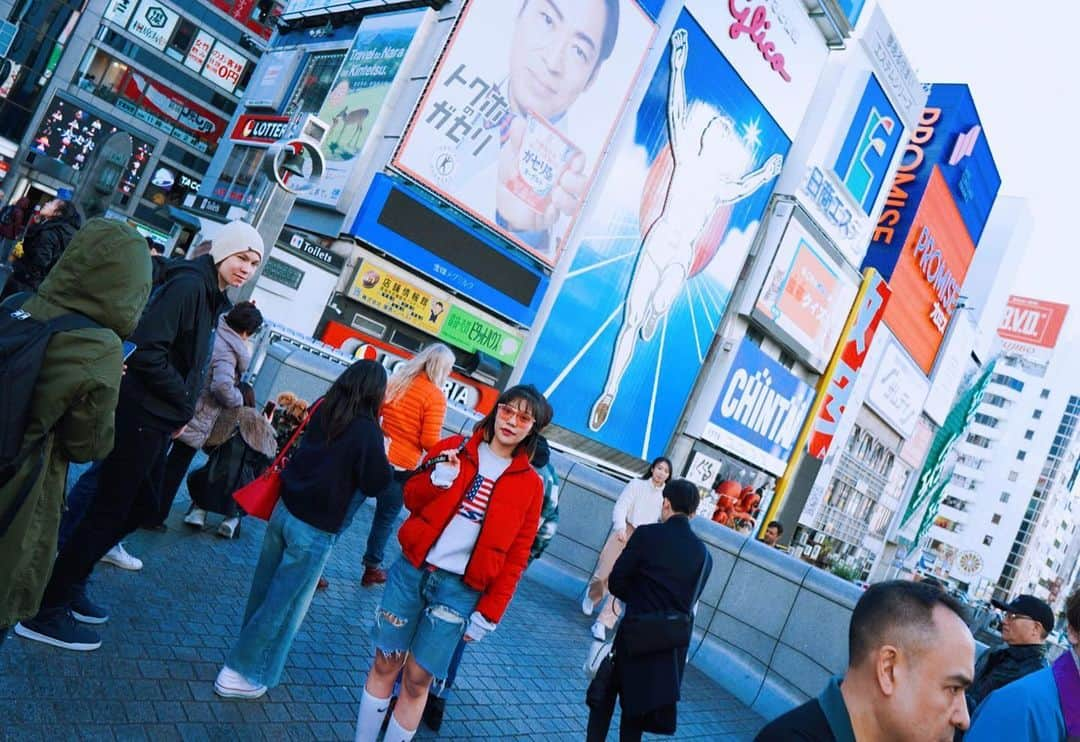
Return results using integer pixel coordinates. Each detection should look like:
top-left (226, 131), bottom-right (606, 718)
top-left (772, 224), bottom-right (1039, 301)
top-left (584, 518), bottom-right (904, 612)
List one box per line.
top-left (0, 468), bottom-right (765, 740)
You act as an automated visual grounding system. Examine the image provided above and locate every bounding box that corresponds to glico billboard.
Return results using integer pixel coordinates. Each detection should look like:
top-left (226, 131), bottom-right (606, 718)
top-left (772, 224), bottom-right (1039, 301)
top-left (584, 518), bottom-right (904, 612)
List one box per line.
top-left (863, 83), bottom-right (1001, 281)
top-left (880, 169), bottom-right (976, 374)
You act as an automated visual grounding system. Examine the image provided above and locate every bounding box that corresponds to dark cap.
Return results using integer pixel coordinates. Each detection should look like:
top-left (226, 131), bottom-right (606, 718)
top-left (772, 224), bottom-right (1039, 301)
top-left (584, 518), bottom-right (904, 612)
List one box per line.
top-left (992, 594), bottom-right (1055, 634)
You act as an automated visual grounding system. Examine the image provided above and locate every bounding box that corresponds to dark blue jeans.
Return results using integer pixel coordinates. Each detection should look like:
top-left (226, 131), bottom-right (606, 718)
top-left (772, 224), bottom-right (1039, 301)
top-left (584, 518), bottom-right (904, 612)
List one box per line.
top-left (362, 474), bottom-right (404, 568)
top-left (59, 461), bottom-right (103, 549)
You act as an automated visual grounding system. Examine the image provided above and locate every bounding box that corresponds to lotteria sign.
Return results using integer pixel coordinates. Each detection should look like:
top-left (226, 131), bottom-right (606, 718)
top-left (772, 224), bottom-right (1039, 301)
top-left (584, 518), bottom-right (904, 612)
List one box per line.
top-left (807, 269), bottom-right (891, 459)
top-left (703, 338), bottom-right (815, 475)
top-left (863, 83), bottom-right (1000, 281)
top-left (882, 168), bottom-right (975, 374)
top-left (231, 114), bottom-right (289, 145)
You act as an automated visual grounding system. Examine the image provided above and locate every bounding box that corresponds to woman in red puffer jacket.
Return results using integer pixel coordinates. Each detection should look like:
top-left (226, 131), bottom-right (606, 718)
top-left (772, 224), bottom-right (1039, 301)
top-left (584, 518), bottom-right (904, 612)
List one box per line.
top-left (355, 384), bottom-right (552, 742)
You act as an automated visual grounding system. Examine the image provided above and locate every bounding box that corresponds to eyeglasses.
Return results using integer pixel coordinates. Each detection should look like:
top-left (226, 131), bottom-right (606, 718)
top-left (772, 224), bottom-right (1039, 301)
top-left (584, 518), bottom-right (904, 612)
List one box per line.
top-left (1004, 612), bottom-right (1036, 623)
top-left (497, 403), bottom-right (534, 426)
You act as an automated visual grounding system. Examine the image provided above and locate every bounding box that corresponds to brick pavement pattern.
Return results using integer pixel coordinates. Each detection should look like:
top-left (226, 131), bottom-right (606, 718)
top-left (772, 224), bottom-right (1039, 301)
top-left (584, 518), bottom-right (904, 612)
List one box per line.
top-left (0, 467), bottom-right (765, 741)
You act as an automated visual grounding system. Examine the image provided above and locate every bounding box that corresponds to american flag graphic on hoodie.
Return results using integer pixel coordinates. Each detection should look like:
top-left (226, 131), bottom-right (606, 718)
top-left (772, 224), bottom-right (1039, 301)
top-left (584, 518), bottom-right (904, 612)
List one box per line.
top-left (458, 473), bottom-right (495, 523)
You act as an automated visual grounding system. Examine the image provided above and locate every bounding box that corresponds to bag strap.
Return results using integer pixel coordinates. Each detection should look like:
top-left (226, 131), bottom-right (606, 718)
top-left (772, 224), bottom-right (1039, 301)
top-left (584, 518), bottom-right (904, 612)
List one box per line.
top-left (271, 398), bottom-right (323, 468)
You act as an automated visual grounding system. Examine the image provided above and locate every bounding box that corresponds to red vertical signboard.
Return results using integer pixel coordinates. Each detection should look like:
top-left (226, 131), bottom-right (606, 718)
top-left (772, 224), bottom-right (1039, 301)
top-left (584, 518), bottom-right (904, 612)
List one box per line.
top-left (807, 270), bottom-right (892, 459)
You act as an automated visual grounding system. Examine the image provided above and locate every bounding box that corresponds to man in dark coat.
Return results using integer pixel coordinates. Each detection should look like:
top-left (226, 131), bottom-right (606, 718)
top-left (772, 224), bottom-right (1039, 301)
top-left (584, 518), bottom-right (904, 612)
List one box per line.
top-left (755, 581), bottom-right (975, 742)
top-left (586, 478), bottom-right (711, 741)
top-left (964, 594), bottom-right (1052, 715)
top-left (16, 221), bottom-right (263, 651)
top-left (3, 198), bottom-right (81, 297)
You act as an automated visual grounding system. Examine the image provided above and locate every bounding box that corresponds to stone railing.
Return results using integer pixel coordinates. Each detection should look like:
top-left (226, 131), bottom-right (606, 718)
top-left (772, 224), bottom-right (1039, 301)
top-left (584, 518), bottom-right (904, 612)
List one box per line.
top-left (530, 449), bottom-right (865, 721)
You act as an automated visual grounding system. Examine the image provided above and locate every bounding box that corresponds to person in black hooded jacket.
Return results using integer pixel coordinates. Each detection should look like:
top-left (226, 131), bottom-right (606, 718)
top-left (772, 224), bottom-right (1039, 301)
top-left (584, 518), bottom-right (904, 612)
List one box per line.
top-left (3, 198), bottom-right (81, 297)
top-left (17, 220), bottom-right (265, 652)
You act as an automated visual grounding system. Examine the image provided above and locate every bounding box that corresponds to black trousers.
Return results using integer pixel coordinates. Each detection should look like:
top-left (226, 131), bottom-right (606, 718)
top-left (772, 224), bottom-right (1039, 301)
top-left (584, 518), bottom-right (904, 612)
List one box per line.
top-left (586, 686), bottom-right (646, 742)
top-left (39, 396), bottom-right (170, 611)
top-left (151, 440), bottom-right (199, 526)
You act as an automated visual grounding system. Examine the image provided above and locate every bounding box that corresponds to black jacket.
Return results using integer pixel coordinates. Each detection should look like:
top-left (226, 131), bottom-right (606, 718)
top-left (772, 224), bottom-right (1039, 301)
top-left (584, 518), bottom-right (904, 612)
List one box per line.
top-left (8, 212), bottom-right (81, 294)
top-left (966, 642), bottom-right (1047, 713)
top-left (279, 406), bottom-right (391, 534)
top-left (755, 698), bottom-right (834, 741)
top-left (122, 254), bottom-right (229, 430)
top-left (608, 515), bottom-right (711, 729)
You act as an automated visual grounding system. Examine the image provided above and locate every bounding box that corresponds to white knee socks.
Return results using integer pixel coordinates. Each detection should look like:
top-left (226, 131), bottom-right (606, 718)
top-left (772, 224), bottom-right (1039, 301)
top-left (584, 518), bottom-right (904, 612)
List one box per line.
top-left (354, 688), bottom-right (391, 742)
top-left (383, 713), bottom-right (417, 742)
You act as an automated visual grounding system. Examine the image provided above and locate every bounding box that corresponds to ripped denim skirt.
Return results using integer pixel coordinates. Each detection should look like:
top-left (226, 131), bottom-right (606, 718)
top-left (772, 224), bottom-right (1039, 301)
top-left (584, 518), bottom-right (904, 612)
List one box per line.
top-left (371, 558), bottom-right (481, 678)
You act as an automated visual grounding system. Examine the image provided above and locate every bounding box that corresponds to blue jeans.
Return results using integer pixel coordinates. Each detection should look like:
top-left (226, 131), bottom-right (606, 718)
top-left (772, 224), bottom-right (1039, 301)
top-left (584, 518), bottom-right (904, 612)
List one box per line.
top-left (59, 461), bottom-right (103, 549)
top-left (227, 501), bottom-right (336, 687)
top-left (373, 559), bottom-right (481, 679)
top-left (362, 474), bottom-right (404, 568)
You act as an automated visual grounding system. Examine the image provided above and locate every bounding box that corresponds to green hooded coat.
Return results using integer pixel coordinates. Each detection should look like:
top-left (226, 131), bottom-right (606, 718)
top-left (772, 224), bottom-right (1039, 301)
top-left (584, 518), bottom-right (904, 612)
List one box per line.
top-left (0, 218), bottom-right (151, 627)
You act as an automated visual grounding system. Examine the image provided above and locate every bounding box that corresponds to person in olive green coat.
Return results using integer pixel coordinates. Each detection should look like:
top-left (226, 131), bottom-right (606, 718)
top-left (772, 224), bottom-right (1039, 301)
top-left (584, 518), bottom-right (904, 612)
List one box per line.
top-left (0, 218), bottom-right (151, 640)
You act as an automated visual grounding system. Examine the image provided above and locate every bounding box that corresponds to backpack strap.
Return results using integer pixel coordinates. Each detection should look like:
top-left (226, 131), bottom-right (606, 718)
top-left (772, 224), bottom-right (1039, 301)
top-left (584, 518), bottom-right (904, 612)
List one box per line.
top-left (0, 308), bottom-right (104, 537)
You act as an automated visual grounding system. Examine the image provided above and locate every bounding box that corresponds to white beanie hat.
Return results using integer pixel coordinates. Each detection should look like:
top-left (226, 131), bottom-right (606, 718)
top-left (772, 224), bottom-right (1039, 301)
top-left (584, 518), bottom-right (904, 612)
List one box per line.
top-left (209, 220), bottom-right (264, 264)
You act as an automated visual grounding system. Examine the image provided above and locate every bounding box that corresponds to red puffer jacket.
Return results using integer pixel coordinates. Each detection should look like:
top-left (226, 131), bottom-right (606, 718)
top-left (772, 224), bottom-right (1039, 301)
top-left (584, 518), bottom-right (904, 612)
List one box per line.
top-left (399, 431), bottom-right (542, 623)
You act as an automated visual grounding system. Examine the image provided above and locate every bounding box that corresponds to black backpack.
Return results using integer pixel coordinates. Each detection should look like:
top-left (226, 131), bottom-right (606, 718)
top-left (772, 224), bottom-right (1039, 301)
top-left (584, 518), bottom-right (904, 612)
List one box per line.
top-left (0, 204), bottom-right (16, 227)
top-left (0, 294), bottom-right (100, 535)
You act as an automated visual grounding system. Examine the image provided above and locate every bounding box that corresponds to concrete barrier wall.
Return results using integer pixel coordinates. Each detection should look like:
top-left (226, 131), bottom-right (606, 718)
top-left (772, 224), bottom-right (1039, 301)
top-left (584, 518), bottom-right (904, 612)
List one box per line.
top-left (530, 449), bottom-right (866, 721)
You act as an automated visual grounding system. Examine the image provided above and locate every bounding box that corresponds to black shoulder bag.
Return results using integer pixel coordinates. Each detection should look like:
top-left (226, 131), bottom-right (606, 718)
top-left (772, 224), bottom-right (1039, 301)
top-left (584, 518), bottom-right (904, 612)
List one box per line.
top-left (618, 550), bottom-right (713, 658)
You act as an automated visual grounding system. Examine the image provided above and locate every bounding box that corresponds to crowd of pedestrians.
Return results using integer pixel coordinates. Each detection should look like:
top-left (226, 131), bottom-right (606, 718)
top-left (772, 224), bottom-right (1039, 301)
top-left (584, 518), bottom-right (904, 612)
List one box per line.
top-left (1, 207), bottom-right (1077, 742)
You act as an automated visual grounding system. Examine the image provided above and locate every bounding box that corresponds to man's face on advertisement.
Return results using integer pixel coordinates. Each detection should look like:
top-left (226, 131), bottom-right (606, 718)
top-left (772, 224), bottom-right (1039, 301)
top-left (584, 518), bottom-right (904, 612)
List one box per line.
top-left (509, 0), bottom-right (610, 121)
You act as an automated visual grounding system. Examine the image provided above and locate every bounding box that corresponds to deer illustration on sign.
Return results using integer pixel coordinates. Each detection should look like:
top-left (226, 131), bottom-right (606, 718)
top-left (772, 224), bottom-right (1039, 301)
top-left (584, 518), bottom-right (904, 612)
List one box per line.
top-left (329, 106), bottom-right (370, 152)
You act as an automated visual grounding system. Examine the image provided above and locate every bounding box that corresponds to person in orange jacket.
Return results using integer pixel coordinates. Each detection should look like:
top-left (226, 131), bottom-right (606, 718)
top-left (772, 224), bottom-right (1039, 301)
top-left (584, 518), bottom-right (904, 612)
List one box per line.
top-left (354, 384), bottom-right (552, 742)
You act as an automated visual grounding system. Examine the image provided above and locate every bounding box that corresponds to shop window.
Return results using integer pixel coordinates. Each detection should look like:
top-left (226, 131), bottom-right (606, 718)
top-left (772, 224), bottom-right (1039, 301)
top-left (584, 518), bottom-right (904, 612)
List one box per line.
top-left (166, 19), bottom-right (199, 63)
top-left (285, 51), bottom-right (345, 115)
top-left (213, 144), bottom-right (264, 204)
top-left (74, 47), bottom-right (226, 156)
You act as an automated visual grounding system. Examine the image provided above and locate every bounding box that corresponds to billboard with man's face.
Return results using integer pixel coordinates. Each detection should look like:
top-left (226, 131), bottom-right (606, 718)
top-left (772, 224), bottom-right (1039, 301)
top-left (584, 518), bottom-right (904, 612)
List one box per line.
top-left (522, 9), bottom-right (789, 460)
top-left (392, 0), bottom-right (657, 266)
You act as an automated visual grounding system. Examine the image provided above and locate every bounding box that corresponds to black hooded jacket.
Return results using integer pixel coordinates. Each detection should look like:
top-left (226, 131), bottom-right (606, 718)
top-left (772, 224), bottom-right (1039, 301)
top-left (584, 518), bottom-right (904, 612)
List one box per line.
top-left (966, 642), bottom-right (1048, 713)
top-left (8, 210), bottom-right (81, 293)
top-left (121, 254), bottom-right (231, 431)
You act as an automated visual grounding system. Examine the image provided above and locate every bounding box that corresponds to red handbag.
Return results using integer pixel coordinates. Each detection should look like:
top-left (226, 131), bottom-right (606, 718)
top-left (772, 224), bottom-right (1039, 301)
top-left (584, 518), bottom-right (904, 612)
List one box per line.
top-left (232, 399), bottom-right (323, 521)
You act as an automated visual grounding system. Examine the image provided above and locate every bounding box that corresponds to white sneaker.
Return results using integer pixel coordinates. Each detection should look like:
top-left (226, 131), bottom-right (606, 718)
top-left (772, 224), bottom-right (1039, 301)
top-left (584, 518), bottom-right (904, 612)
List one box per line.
top-left (214, 666), bottom-right (267, 699)
top-left (217, 517), bottom-right (241, 539)
top-left (581, 591), bottom-right (596, 616)
top-left (99, 543), bottom-right (142, 571)
top-left (591, 621), bottom-right (606, 642)
top-left (183, 508), bottom-right (207, 528)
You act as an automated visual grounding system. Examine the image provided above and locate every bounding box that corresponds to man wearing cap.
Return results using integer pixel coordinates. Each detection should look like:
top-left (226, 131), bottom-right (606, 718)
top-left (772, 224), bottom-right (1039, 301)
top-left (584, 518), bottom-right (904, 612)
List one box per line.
top-left (963, 594), bottom-right (1053, 716)
top-left (16, 221), bottom-right (263, 652)
top-left (965, 587), bottom-right (1079, 741)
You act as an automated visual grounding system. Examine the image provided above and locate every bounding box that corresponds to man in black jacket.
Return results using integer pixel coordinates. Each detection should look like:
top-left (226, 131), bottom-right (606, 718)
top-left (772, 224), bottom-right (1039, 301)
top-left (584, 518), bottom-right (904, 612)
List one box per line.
top-left (964, 594), bottom-right (1052, 715)
top-left (3, 198), bottom-right (81, 298)
top-left (586, 478), bottom-right (711, 741)
top-left (17, 221), bottom-right (263, 651)
top-left (756, 580), bottom-right (975, 742)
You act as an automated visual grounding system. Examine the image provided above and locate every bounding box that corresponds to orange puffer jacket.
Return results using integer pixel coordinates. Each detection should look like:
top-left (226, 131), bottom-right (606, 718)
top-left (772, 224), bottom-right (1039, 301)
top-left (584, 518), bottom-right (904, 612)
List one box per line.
top-left (399, 431), bottom-right (542, 623)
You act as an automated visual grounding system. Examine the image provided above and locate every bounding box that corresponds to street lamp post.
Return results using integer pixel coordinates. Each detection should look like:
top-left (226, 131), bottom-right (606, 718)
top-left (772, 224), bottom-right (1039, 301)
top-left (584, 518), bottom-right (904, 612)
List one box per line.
top-left (232, 113), bottom-right (329, 304)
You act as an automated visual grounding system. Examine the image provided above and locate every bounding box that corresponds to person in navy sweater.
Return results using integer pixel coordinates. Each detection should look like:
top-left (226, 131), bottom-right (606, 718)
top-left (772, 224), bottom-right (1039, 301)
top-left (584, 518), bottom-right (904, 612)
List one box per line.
top-left (214, 359), bottom-right (391, 699)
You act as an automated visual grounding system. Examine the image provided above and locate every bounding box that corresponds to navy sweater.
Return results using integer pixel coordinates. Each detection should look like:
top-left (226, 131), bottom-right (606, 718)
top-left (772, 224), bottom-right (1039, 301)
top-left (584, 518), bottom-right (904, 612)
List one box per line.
top-left (279, 407), bottom-right (391, 534)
